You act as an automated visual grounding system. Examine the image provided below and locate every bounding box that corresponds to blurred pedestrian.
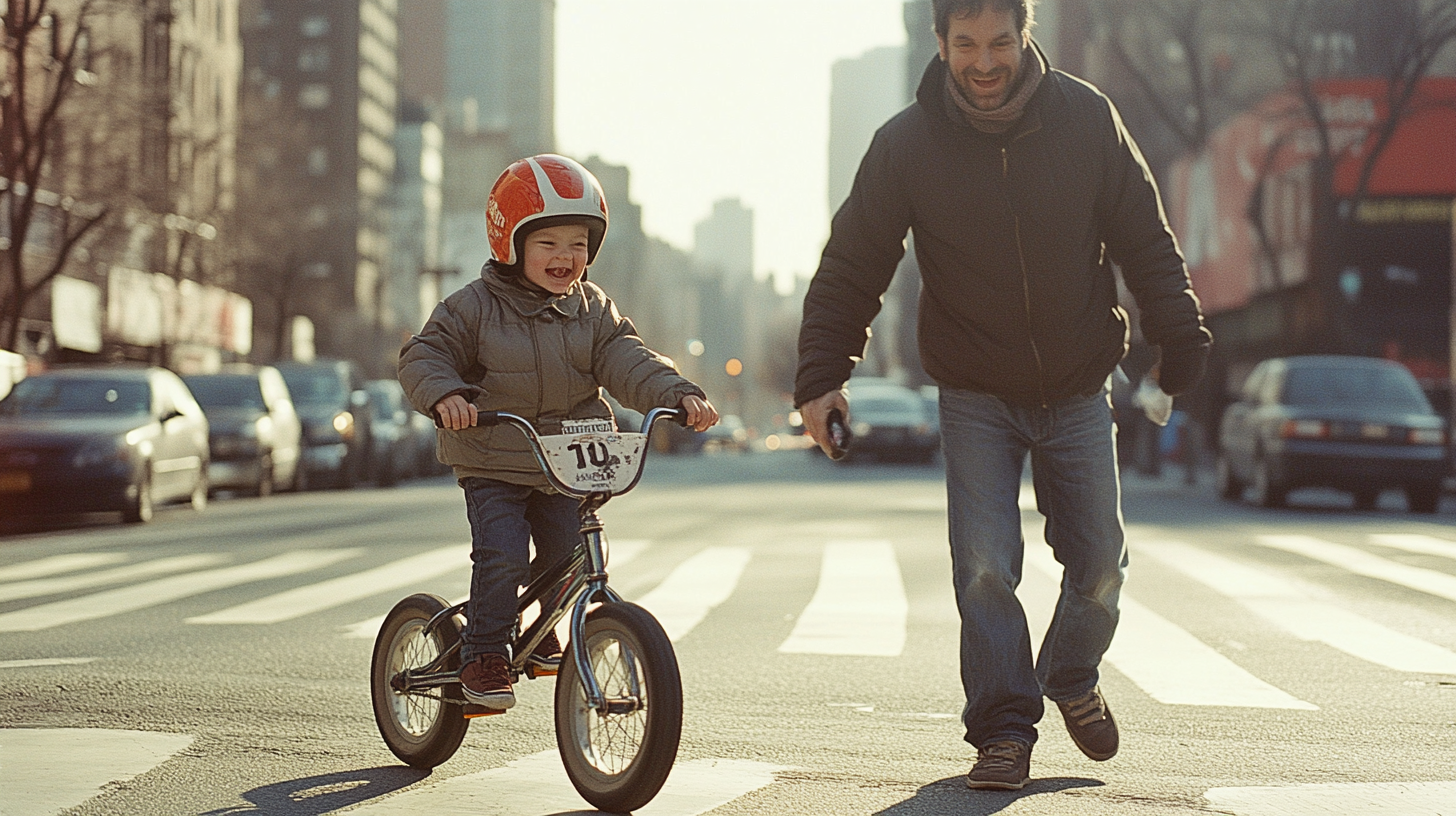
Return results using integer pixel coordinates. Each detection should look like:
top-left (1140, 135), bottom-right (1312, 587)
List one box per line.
top-left (794, 0), bottom-right (1211, 790)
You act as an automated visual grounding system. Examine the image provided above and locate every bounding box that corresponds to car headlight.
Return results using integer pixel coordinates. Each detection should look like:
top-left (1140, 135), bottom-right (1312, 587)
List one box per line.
top-left (333, 411), bottom-right (355, 441)
top-left (73, 436), bottom-right (131, 469)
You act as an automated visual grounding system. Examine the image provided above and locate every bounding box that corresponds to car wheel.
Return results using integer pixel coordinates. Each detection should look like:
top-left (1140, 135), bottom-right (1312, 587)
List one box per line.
top-left (1214, 453), bottom-right (1244, 501)
top-left (124, 467), bottom-right (154, 524)
top-left (1406, 481), bottom-right (1441, 514)
top-left (1250, 456), bottom-right (1286, 508)
top-left (1352, 488), bottom-right (1379, 511)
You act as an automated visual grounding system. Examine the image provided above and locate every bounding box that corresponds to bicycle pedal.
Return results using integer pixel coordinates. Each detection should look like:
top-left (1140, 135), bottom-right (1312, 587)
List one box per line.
top-left (524, 664), bottom-right (559, 679)
top-left (462, 704), bottom-right (507, 718)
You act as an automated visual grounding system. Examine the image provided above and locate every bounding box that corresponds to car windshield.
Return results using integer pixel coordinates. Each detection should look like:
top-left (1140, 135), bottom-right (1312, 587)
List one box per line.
top-left (855, 396), bottom-right (922, 415)
top-left (184, 376), bottom-right (265, 410)
top-left (0, 377), bottom-right (150, 417)
top-left (278, 368), bottom-right (346, 407)
top-left (1284, 365), bottom-right (1432, 412)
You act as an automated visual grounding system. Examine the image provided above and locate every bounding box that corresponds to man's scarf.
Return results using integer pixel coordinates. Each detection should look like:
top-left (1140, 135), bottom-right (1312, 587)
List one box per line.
top-left (944, 42), bottom-right (1046, 134)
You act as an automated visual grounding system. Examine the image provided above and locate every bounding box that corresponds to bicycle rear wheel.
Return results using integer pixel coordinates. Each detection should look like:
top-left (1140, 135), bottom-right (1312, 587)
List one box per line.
top-left (555, 601), bottom-right (682, 813)
top-left (371, 593), bottom-right (469, 768)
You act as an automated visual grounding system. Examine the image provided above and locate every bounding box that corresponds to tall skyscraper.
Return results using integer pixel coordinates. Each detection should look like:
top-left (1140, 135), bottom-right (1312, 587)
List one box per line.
top-left (444, 0), bottom-right (555, 157)
top-left (828, 45), bottom-right (906, 215)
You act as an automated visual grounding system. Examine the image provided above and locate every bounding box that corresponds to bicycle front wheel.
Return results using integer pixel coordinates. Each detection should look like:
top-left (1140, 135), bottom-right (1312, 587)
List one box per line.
top-left (555, 601), bottom-right (683, 813)
top-left (371, 593), bottom-right (469, 768)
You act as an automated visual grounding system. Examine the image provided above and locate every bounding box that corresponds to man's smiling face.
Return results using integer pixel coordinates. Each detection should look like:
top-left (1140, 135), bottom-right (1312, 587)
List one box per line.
top-left (938, 7), bottom-right (1025, 111)
top-left (521, 223), bottom-right (590, 294)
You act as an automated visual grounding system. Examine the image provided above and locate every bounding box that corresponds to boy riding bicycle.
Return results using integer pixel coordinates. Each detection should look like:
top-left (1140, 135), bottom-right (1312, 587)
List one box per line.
top-left (399, 154), bottom-right (718, 711)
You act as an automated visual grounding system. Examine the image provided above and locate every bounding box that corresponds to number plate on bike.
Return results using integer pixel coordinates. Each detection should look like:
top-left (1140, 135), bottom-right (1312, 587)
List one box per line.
top-left (539, 432), bottom-right (649, 493)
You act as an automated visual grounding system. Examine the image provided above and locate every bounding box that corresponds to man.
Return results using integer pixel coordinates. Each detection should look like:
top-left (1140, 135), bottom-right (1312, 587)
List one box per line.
top-left (795, 0), bottom-right (1211, 791)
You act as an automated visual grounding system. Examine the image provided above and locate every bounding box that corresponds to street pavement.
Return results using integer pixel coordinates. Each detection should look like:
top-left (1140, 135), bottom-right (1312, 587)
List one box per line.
top-left (0, 450), bottom-right (1454, 815)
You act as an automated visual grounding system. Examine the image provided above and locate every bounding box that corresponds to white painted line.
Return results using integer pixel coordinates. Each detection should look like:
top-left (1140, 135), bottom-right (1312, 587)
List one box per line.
top-left (636, 547), bottom-right (751, 643)
top-left (0, 657), bottom-right (99, 669)
top-left (345, 748), bottom-right (781, 815)
top-left (1206, 780), bottom-right (1456, 815)
top-left (0, 554), bottom-right (228, 602)
top-left (1256, 535), bottom-right (1456, 603)
top-left (1370, 533), bottom-right (1456, 562)
top-left (0, 728), bottom-right (193, 816)
top-left (0, 550), bottom-right (359, 632)
top-left (608, 538), bottom-right (649, 568)
top-left (1023, 546), bottom-right (1316, 709)
top-left (779, 541), bottom-right (907, 656)
top-left (0, 553), bottom-right (128, 583)
top-left (188, 546), bottom-right (467, 624)
top-left (1141, 540), bottom-right (1456, 674)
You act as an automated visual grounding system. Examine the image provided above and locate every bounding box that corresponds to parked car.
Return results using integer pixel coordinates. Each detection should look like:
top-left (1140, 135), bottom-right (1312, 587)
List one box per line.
top-left (274, 359), bottom-right (371, 489)
top-left (183, 365), bottom-right (302, 496)
top-left (364, 379), bottom-right (419, 487)
top-left (1216, 355), bottom-right (1448, 512)
top-left (702, 414), bottom-right (750, 453)
top-left (0, 366), bottom-right (209, 523)
top-left (842, 378), bottom-right (938, 464)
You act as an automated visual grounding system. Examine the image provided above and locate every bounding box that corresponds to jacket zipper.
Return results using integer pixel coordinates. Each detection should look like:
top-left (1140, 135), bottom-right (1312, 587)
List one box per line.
top-left (1003, 145), bottom-right (1050, 407)
top-left (531, 316), bottom-right (544, 421)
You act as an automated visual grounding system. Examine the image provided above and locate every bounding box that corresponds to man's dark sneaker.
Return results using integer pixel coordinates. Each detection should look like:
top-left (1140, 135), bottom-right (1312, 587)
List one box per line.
top-left (460, 653), bottom-right (515, 710)
top-left (526, 630), bottom-right (563, 676)
top-left (1056, 686), bottom-right (1118, 761)
top-left (965, 740), bottom-right (1031, 790)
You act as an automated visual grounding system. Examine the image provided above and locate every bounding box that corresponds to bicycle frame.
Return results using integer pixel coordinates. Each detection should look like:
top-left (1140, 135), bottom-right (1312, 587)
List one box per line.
top-left (392, 407), bottom-right (683, 714)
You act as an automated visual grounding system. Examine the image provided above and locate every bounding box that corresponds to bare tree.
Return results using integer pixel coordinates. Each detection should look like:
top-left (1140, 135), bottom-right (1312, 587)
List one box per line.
top-left (0, 0), bottom-right (111, 350)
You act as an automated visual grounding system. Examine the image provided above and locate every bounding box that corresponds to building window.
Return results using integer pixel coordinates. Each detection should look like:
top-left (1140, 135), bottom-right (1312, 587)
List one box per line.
top-left (307, 147), bottom-right (329, 176)
top-left (298, 83), bottom-right (330, 109)
top-left (301, 15), bottom-right (329, 37)
top-left (298, 45), bottom-right (329, 72)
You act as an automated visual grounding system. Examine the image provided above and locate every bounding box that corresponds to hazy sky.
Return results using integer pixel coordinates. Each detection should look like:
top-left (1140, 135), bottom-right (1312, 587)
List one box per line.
top-left (555, 0), bottom-right (909, 286)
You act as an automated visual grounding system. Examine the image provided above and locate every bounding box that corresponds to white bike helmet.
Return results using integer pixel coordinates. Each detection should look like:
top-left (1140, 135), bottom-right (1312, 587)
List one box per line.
top-left (487, 154), bottom-right (609, 266)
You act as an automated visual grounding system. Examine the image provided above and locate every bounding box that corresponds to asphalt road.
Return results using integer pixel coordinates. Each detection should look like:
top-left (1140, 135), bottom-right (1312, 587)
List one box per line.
top-left (1, 450), bottom-right (1454, 815)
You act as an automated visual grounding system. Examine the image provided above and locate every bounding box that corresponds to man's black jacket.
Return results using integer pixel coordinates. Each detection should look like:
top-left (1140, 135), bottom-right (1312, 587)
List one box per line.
top-left (795, 55), bottom-right (1211, 408)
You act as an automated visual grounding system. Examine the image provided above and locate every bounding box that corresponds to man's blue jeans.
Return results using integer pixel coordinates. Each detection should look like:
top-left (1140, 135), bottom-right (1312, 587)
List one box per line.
top-left (939, 386), bottom-right (1127, 748)
top-left (459, 477), bottom-right (580, 663)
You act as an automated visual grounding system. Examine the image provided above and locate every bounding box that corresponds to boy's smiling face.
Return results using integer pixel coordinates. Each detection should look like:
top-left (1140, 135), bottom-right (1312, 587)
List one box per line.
top-left (521, 223), bottom-right (590, 294)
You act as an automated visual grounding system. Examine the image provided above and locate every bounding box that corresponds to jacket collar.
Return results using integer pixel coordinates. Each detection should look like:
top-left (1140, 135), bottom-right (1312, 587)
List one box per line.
top-left (481, 262), bottom-right (584, 319)
top-left (915, 38), bottom-right (1060, 140)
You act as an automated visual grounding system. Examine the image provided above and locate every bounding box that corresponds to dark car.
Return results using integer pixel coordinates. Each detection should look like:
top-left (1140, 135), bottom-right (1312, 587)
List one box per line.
top-left (842, 378), bottom-right (938, 464)
top-left (274, 359), bottom-right (371, 489)
top-left (183, 365), bottom-right (303, 496)
top-left (1216, 355), bottom-right (1448, 512)
top-left (0, 366), bottom-right (210, 523)
top-left (363, 379), bottom-right (418, 487)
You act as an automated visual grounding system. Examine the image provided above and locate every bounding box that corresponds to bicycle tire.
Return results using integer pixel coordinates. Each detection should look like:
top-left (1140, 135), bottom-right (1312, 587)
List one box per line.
top-left (371, 593), bottom-right (469, 768)
top-left (555, 601), bottom-right (683, 813)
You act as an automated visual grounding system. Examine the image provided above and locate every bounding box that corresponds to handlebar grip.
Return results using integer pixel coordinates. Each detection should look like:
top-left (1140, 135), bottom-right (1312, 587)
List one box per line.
top-left (670, 408), bottom-right (690, 427)
top-left (825, 408), bottom-right (852, 460)
top-left (475, 410), bottom-right (502, 427)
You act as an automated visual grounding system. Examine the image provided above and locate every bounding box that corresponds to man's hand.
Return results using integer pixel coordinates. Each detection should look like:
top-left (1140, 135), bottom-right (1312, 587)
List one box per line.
top-left (680, 395), bottom-right (719, 432)
top-left (800, 388), bottom-right (849, 458)
top-left (433, 394), bottom-right (478, 431)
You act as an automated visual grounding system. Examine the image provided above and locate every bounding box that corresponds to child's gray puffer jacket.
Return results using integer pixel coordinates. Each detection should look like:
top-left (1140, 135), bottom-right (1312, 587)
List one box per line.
top-left (399, 263), bottom-right (704, 488)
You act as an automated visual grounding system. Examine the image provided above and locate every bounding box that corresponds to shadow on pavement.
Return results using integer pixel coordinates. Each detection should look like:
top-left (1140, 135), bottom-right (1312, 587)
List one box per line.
top-left (199, 766), bottom-right (429, 815)
top-left (875, 775), bottom-right (1104, 815)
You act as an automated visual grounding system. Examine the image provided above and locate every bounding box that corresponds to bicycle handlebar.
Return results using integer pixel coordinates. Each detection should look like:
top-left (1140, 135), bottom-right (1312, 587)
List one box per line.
top-left (475, 407), bottom-right (687, 498)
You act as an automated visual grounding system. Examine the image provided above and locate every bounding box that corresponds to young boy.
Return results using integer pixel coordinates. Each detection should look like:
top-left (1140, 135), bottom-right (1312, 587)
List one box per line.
top-left (399, 154), bottom-right (718, 710)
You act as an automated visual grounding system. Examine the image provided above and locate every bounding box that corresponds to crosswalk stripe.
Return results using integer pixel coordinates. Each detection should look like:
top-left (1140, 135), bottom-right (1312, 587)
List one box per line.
top-left (1206, 780), bottom-right (1456, 815)
top-left (0, 550), bottom-right (359, 632)
top-left (0, 728), bottom-right (194, 816)
top-left (341, 748), bottom-right (781, 815)
top-left (1369, 533), bottom-right (1456, 563)
top-left (1140, 540), bottom-right (1456, 674)
top-left (635, 547), bottom-right (752, 643)
top-left (779, 540), bottom-right (907, 656)
top-left (0, 553), bottom-right (128, 583)
top-left (1022, 546), bottom-right (1316, 709)
top-left (1256, 535), bottom-right (1456, 604)
top-left (607, 538), bottom-right (650, 569)
top-left (188, 546), bottom-right (467, 624)
top-left (0, 554), bottom-right (228, 603)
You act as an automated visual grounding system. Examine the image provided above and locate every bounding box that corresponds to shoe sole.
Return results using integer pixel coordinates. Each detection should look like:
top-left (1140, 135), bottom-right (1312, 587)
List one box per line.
top-left (461, 690), bottom-right (515, 709)
top-left (966, 776), bottom-right (1029, 791)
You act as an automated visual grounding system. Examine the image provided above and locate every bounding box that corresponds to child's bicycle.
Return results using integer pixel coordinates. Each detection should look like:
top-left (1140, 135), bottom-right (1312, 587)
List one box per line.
top-left (370, 407), bottom-right (688, 813)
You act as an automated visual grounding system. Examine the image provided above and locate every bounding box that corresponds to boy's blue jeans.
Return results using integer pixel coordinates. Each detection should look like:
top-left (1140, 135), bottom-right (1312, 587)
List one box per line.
top-left (939, 386), bottom-right (1127, 749)
top-left (459, 477), bottom-right (580, 663)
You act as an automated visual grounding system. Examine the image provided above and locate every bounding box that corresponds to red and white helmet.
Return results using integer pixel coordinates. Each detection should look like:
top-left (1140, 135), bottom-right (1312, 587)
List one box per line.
top-left (486, 154), bottom-right (609, 266)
